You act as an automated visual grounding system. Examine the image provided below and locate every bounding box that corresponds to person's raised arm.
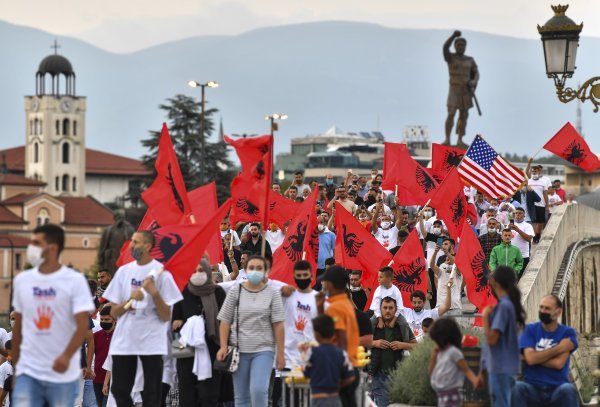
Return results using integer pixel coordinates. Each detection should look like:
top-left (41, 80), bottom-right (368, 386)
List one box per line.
top-left (371, 204), bottom-right (381, 234)
top-left (228, 250), bottom-right (240, 280)
top-left (438, 282), bottom-right (452, 317)
top-left (430, 247), bottom-right (441, 275)
top-left (443, 30), bottom-right (460, 62)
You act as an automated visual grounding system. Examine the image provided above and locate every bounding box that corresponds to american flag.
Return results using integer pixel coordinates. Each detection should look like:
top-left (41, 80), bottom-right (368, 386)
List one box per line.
top-left (457, 135), bottom-right (526, 198)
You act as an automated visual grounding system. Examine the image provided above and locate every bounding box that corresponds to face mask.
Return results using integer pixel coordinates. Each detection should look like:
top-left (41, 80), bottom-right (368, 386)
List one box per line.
top-left (381, 221), bottom-right (391, 229)
top-left (100, 322), bottom-right (114, 331)
top-left (9, 320), bottom-right (15, 328)
top-left (539, 311), bottom-right (554, 325)
top-left (532, 175), bottom-right (539, 180)
top-left (325, 179), bottom-right (333, 185)
top-left (318, 224), bottom-right (326, 232)
top-left (488, 228), bottom-right (497, 234)
top-left (247, 271), bottom-right (265, 284)
top-left (27, 244), bottom-right (44, 267)
top-left (423, 211), bottom-right (432, 219)
top-left (130, 247), bottom-right (145, 261)
top-left (359, 215), bottom-right (367, 221)
top-left (432, 227), bottom-right (441, 235)
top-left (349, 285), bottom-right (361, 292)
top-left (294, 278), bottom-right (311, 290)
top-left (190, 272), bottom-right (208, 286)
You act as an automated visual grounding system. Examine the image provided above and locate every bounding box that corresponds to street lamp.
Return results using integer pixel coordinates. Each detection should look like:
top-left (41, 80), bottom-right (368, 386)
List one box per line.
top-left (537, 4), bottom-right (600, 112)
top-left (187, 80), bottom-right (219, 183)
top-left (265, 113), bottom-right (288, 137)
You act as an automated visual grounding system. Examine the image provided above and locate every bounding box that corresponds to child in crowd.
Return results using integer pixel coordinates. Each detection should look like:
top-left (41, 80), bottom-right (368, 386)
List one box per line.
top-left (0, 340), bottom-right (13, 407)
top-left (428, 318), bottom-right (478, 407)
top-left (370, 267), bottom-right (403, 328)
top-left (303, 315), bottom-right (355, 407)
top-left (422, 318), bottom-right (434, 335)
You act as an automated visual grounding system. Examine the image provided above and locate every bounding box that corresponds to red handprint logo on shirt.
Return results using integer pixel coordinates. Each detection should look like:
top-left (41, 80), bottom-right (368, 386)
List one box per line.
top-left (295, 315), bottom-right (308, 332)
top-left (34, 305), bottom-right (54, 330)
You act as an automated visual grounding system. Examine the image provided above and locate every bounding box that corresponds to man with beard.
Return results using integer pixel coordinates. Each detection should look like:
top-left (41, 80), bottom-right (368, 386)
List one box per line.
top-left (478, 217), bottom-right (502, 261)
top-left (240, 223), bottom-right (273, 262)
top-left (97, 269), bottom-right (113, 298)
top-left (399, 287), bottom-right (451, 341)
top-left (349, 270), bottom-right (369, 312)
top-left (327, 186), bottom-right (357, 215)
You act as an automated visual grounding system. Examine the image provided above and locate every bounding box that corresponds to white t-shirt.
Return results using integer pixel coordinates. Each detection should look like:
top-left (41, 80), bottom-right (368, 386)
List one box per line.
top-left (265, 230), bottom-right (285, 252)
top-left (283, 290), bottom-right (318, 369)
top-left (102, 260), bottom-right (183, 355)
top-left (435, 264), bottom-right (463, 310)
top-left (548, 194), bottom-right (562, 214)
top-left (418, 217), bottom-right (447, 266)
top-left (373, 226), bottom-right (399, 249)
top-left (528, 177), bottom-right (549, 207)
top-left (221, 229), bottom-right (241, 246)
top-left (0, 360), bottom-right (13, 405)
top-left (12, 266), bottom-right (94, 383)
top-left (400, 307), bottom-right (440, 341)
top-left (0, 328), bottom-right (8, 349)
top-left (369, 285), bottom-right (404, 317)
top-left (511, 221), bottom-right (535, 258)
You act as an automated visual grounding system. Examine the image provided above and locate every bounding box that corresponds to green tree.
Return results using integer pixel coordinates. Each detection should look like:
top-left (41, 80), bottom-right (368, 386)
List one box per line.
top-left (141, 95), bottom-right (234, 203)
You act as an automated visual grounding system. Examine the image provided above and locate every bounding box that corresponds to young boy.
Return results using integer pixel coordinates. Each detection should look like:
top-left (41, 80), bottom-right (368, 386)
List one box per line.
top-left (0, 340), bottom-right (13, 406)
top-left (370, 267), bottom-right (403, 328)
top-left (303, 315), bottom-right (355, 406)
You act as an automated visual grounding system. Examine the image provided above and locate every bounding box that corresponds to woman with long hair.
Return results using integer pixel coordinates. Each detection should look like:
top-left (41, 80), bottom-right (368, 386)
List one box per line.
top-left (217, 255), bottom-right (285, 407)
top-left (480, 265), bottom-right (526, 407)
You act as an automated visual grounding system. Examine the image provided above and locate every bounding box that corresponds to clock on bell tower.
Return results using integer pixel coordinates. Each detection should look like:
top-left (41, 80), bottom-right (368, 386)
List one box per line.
top-left (25, 42), bottom-right (86, 197)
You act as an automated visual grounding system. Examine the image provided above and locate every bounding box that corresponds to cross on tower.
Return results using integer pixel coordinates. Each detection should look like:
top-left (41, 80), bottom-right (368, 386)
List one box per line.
top-left (51, 39), bottom-right (60, 55)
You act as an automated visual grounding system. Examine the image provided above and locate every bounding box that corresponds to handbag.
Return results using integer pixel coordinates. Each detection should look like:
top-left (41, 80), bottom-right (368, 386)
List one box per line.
top-left (171, 334), bottom-right (195, 359)
top-left (214, 285), bottom-right (242, 373)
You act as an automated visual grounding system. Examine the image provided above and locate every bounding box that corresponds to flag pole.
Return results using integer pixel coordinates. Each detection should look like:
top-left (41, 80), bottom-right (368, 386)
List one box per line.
top-left (261, 136), bottom-right (274, 258)
top-left (530, 146), bottom-right (544, 160)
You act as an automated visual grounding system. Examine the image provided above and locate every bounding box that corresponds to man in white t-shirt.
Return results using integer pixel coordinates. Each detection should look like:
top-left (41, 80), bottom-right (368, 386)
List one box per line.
top-left (283, 261), bottom-right (318, 370)
top-left (527, 166), bottom-right (550, 243)
top-left (547, 186), bottom-right (563, 215)
top-left (370, 268), bottom-right (404, 328)
top-left (371, 202), bottom-right (405, 250)
top-left (11, 224), bottom-right (95, 406)
top-left (103, 230), bottom-right (183, 407)
top-left (429, 250), bottom-right (463, 311)
top-left (399, 286), bottom-right (451, 341)
top-left (265, 223), bottom-right (286, 252)
top-left (508, 207), bottom-right (535, 276)
top-left (220, 218), bottom-right (241, 248)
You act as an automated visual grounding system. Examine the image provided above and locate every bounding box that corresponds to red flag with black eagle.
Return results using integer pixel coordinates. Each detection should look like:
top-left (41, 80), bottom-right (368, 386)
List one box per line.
top-left (188, 182), bottom-right (223, 264)
top-left (225, 135), bottom-right (273, 227)
top-left (141, 123), bottom-right (193, 226)
top-left (431, 143), bottom-right (466, 183)
top-left (334, 205), bottom-right (392, 310)
top-left (269, 189), bottom-right (320, 285)
top-left (381, 142), bottom-right (438, 205)
top-left (268, 192), bottom-right (302, 230)
top-left (543, 122), bottom-right (600, 172)
top-left (455, 221), bottom-right (497, 324)
top-left (429, 168), bottom-right (467, 239)
top-left (389, 229), bottom-right (428, 306)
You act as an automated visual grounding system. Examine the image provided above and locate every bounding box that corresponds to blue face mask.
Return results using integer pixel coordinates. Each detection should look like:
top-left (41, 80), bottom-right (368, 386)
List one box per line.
top-left (325, 179), bottom-right (333, 186)
top-left (247, 271), bottom-right (265, 284)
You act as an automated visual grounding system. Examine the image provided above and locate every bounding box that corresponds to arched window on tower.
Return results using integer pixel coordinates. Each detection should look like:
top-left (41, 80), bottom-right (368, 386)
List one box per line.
top-left (73, 120), bottom-right (77, 136)
top-left (37, 208), bottom-right (50, 226)
top-left (72, 176), bottom-right (77, 192)
top-left (62, 118), bottom-right (70, 136)
top-left (62, 174), bottom-right (69, 191)
top-left (56, 120), bottom-right (60, 135)
top-left (34, 142), bottom-right (39, 163)
top-left (62, 142), bottom-right (70, 164)
top-left (55, 176), bottom-right (60, 191)
top-left (33, 118), bottom-right (39, 135)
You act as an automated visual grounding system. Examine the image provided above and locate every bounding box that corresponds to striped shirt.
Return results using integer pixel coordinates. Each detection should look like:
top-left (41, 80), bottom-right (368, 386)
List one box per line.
top-left (218, 284), bottom-right (285, 353)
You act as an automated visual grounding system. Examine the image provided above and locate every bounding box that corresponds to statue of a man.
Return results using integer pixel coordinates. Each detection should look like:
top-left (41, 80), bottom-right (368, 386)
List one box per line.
top-left (97, 212), bottom-right (135, 273)
top-left (443, 30), bottom-right (479, 146)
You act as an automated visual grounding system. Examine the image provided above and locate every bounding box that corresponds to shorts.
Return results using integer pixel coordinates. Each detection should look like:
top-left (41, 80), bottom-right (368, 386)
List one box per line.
top-left (534, 206), bottom-right (546, 224)
top-left (437, 388), bottom-right (462, 407)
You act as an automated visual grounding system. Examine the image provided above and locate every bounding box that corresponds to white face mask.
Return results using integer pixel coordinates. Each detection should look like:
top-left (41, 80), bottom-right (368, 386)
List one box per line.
top-left (9, 319), bottom-right (15, 328)
top-left (27, 244), bottom-right (44, 267)
top-left (531, 175), bottom-right (539, 180)
top-left (380, 221), bottom-right (391, 229)
top-left (432, 227), bottom-right (442, 235)
top-left (190, 272), bottom-right (208, 286)
top-left (318, 224), bottom-right (326, 232)
top-left (488, 228), bottom-right (497, 234)
top-left (423, 211), bottom-right (433, 219)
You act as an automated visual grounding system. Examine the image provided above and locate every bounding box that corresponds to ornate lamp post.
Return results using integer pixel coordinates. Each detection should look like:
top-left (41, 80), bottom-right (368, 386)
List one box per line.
top-left (187, 80), bottom-right (219, 183)
top-left (538, 4), bottom-right (600, 112)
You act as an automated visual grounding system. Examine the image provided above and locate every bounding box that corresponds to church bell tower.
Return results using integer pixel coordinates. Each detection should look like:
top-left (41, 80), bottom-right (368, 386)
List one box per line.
top-left (25, 41), bottom-right (86, 197)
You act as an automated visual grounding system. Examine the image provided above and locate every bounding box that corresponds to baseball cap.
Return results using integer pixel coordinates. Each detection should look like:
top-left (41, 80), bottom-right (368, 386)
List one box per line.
top-left (321, 265), bottom-right (348, 287)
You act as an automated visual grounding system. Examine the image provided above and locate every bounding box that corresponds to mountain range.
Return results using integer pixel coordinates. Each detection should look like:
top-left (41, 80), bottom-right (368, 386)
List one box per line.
top-left (1, 20), bottom-right (599, 160)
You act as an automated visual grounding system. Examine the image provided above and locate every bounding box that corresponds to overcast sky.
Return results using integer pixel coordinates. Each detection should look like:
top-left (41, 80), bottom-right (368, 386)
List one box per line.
top-left (3, 0), bottom-right (599, 52)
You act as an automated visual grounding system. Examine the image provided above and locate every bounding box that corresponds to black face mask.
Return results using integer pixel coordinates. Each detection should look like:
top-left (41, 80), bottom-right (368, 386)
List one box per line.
top-left (100, 322), bottom-right (114, 331)
top-left (294, 278), bottom-right (311, 290)
top-left (539, 312), bottom-right (554, 325)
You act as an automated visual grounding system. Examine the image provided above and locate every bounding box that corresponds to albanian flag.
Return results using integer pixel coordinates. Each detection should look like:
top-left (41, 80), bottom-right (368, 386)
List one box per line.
top-left (226, 135), bottom-right (273, 228)
top-left (189, 182), bottom-right (223, 264)
top-left (334, 205), bottom-right (392, 310)
top-left (431, 143), bottom-right (466, 183)
top-left (381, 142), bottom-right (438, 205)
top-left (269, 189), bottom-right (320, 285)
top-left (141, 123), bottom-right (193, 226)
top-left (543, 122), bottom-right (600, 172)
top-left (269, 192), bottom-right (302, 230)
top-left (455, 221), bottom-right (497, 315)
top-left (389, 229), bottom-right (428, 306)
top-left (429, 168), bottom-right (467, 239)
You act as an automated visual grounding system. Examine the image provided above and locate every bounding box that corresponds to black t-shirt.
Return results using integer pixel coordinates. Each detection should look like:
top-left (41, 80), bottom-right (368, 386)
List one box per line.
top-left (354, 308), bottom-right (373, 337)
top-left (351, 289), bottom-right (368, 312)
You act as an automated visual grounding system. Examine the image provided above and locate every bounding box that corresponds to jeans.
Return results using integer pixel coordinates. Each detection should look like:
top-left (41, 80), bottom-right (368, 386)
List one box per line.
top-left (75, 378), bottom-right (97, 407)
top-left (339, 368), bottom-right (359, 407)
top-left (93, 382), bottom-right (107, 407)
top-left (370, 370), bottom-right (390, 407)
top-left (232, 351), bottom-right (274, 407)
top-left (312, 396), bottom-right (343, 407)
top-left (488, 373), bottom-right (515, 407)
top-left (510, 381), bottom-right (579, 407)
top-left (111, 355), bottom-right (163, 407)
top-left (12, 374), bottom-right (79, 407)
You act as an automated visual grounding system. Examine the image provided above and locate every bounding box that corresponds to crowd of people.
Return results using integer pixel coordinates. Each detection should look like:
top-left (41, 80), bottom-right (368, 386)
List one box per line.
top-left (0, 164), bottom-right (582, 407)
